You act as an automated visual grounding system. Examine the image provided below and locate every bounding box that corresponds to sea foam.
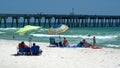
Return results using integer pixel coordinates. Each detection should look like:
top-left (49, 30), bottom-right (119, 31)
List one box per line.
top-left (30, 34), bottom-right (118, 39)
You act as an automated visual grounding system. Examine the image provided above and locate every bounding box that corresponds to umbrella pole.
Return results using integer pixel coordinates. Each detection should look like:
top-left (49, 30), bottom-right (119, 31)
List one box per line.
top-left (28, 36), bottom-right (32, 47)
top-left (59, 34), bottom-right (61, 42)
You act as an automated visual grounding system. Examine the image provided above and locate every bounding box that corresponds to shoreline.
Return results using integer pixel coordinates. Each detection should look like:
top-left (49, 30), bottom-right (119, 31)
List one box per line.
top-left (1, 39), bottom-right (120, 49)
top-left (0, 39), bottom-right (120, 68)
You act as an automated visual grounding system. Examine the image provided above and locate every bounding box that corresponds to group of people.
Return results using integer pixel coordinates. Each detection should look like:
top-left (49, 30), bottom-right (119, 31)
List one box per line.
top-left (50, 36), bottom-right (101, 49)
top-left (49, 37), bottom-right (69, 47)
top-left (17, 41), bottom-right (42, 55)
top-left (62, 36), bottom-right (96, 47)
top-left (17, 36), bottom-right (100, 55)
top-left (75, 36), bottom-right (101, 49)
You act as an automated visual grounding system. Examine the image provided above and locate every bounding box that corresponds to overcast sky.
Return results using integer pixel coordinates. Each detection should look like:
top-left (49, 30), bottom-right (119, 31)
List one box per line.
top-left (0, 0), bottom-right (120, 15)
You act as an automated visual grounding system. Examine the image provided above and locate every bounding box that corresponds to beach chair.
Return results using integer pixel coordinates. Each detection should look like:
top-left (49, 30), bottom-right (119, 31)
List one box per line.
top-left (49, 37), bottom-right (58, 46)
top-left (17, 48), bottom-right (24, 55)
top-left (31, 45), bottom-right (42, 55)
top-left (17, 47), bottom-right (31, 55)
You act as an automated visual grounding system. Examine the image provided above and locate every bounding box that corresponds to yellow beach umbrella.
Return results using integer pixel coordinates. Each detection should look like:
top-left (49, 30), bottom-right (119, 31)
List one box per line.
top-left (16, 25), bottom-right (41, 35)
top-left (15, 25), bottom-right (41, 46)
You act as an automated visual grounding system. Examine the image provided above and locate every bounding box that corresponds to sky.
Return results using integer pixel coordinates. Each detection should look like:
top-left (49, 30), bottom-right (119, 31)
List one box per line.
top-left (0, 0), bottom-right (120, 15)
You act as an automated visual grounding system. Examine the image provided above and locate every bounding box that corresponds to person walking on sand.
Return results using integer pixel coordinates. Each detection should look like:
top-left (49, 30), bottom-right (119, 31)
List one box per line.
top-left (93, 36), bottom-right (96, 46)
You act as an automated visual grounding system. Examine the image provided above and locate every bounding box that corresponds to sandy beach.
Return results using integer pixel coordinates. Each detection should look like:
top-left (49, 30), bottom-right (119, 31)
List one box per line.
top-left (0, 39), bottom-right (120, 68)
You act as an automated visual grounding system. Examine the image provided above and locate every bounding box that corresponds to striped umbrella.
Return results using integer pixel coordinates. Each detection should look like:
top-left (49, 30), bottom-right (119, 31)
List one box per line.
top-left (48, 24), bottom-right (69, 41)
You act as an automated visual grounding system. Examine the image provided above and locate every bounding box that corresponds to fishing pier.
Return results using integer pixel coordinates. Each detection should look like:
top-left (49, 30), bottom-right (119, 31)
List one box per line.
top-left (0, 14), bottom-right (120, 28)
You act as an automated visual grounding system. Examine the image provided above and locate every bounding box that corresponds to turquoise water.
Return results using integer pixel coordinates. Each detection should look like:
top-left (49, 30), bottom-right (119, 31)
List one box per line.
top-left (0, 23), bottom-right (120, 48)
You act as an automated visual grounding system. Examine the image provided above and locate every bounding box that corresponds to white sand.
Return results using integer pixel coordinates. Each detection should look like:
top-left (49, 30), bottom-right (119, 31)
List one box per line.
top-left (0, 39), bottom-right (120, 68)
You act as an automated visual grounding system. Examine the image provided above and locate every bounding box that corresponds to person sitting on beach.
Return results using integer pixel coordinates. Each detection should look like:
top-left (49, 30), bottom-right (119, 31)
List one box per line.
top-left (31, 43), bottom-right (42, 55)
top-left (82, 39), bottom-right (102, 49)
top-left (18, 43), bottom-right (22, 48)
top-left (17, 41), bottom-right (30, 55)
top-left (19, 41), bottom-right (29, 48)
top-left (63, 37), bottom-right (69, 47)
top-left (82, 39), bottom-right (91, 48)
top-left (74, 39), bottom-right (102, 49)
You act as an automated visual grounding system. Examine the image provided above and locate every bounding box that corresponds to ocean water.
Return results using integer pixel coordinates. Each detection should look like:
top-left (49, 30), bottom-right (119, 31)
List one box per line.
top-left (0, 23), bottom-right (120, 48)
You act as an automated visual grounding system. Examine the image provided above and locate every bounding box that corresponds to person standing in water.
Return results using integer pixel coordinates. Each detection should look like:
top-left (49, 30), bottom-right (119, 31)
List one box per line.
top-left (93, 36), bottom-right (96, 46)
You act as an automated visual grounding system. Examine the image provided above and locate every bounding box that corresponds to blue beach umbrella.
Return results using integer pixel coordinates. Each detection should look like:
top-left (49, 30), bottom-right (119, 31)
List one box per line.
top-left (48, 24), bottom-right (69, 42)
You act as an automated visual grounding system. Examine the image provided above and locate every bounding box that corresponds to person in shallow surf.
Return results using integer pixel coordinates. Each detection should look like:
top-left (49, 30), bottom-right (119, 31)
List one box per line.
top-left (93, 36), bottom-right (96, 46)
